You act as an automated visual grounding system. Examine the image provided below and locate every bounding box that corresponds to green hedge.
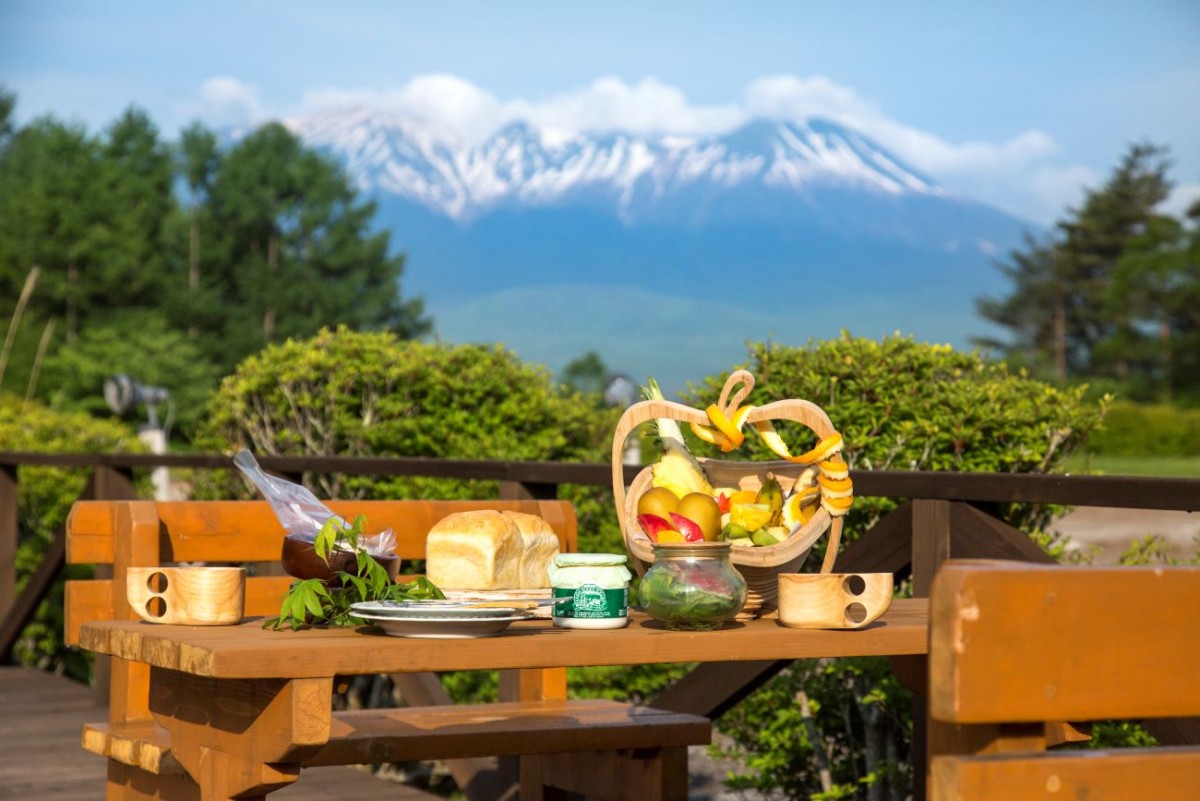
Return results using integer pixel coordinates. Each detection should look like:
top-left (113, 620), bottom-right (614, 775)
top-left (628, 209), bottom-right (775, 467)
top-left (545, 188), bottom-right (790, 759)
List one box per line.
top-left (0, 395), bottom-right (144, 677)
top-left (1085, 400), bottom-right (1200, 457)
top-left (681, 334), bottom-right (1107, 800)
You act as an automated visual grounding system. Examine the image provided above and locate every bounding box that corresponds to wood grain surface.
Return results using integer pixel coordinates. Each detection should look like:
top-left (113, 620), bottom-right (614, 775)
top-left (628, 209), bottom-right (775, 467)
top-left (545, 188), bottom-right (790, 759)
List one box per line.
top-left (80, 598), bottom-right (927, 679)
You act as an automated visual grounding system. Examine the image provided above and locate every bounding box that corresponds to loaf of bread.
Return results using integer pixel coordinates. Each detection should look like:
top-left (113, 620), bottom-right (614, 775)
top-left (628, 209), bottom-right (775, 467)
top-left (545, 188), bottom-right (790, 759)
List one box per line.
top-left (501, 511), bottom-right (560, 589)
top-left (425, 510), bottom-right (522, 590)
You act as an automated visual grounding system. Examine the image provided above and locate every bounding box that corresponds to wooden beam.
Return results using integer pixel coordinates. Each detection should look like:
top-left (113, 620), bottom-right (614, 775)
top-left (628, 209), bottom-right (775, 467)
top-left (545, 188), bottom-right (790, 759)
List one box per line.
top-left (932, 746), bottom-right (1200, 801)
top-left (947, 503), bottom-right (1055, 564)
top-left (0, 463), bottom-right (16, 621)
top-left (0, 471), bottom-right (99, 663)
top-left (651, 660), bottom-right (791, 719)
top-left (911, 499), bottom-right (951, 597)
top-left (392, 672), bottom-right (502, 801)
top-left (835, 501), bottom-right (914, 575)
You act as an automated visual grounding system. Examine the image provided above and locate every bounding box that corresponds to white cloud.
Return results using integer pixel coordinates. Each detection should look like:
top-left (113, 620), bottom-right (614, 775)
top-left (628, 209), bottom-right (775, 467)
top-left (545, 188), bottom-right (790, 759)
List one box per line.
top-left (1165, 183), bottom-right (1200, 218)
top-left (522, 76), bottom-right (742, 138)
top-left (181, 76), bottom-right (264, 128)
top-left (192, 71), bottom-right (1101, 224)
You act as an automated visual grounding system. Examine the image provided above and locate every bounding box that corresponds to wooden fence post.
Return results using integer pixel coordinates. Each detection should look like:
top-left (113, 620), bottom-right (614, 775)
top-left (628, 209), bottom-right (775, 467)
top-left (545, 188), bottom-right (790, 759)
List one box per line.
top-left (911, 499), bottom-right (952, 598)
top-left (0, 463), bottom-right (16, 622)
top-left (498, 480), bottom-right (558, 500)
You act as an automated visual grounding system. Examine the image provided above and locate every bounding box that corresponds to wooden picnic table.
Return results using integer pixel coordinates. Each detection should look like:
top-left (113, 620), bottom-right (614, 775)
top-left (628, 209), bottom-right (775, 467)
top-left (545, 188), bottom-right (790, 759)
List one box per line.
top-left (80, 600), bottom-right (927, 799)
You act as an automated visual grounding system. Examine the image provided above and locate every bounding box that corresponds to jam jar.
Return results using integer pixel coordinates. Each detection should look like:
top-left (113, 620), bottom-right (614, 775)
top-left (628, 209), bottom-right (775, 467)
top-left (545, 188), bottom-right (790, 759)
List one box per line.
top-left (547, 553), bottom-right (632, 629)
top-left (637, 541), bottom-right (747, 630)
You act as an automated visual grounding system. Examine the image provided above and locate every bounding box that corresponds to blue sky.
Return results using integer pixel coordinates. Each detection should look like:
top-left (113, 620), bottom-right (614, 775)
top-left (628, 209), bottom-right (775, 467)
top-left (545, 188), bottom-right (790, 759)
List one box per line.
top-left (2, 0), bottom-right (1198, 223)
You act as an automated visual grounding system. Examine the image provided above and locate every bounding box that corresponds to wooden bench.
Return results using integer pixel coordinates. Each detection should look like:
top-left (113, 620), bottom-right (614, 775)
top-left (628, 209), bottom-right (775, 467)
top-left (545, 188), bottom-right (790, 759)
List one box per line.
top-left (66, 499), bottom-right (711, 801)
top-left (927, 560), bottom-right (1200, 800)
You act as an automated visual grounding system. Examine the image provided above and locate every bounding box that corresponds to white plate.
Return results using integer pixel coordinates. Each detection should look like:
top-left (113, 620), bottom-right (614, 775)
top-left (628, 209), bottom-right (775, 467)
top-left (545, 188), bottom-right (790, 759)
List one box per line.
top-left (350, 601), bottom-right (528, 619)
top-left (354, 611), bottom-right (533, 638)
top-left (441, 590), bottom-right (557, 619)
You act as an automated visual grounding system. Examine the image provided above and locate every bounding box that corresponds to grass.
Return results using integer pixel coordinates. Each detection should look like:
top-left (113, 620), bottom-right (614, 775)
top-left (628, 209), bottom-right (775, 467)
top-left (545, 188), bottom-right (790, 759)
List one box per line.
top-left (1064, 453), bottom-right (1200, 478)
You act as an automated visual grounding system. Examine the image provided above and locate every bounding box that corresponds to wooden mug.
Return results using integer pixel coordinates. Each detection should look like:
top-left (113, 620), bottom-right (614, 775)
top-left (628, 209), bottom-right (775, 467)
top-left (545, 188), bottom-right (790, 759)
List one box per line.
top-left (126, 567), bottom-right (246, 625)
top-left (777, 573), bottom-right (893, 629)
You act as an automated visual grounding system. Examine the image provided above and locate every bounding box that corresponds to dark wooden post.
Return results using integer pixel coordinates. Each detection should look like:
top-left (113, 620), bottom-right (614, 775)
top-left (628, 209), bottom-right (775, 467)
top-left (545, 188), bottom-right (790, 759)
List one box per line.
top-left (0, 463), bottom-right (16, 622)
top-left (911, 499), bottom-right (952, 597)
top-left (93, 464), bottom-right (137, 501)
top-left (909, 498), bottom-right (951, 801)
top-left (499, 480), bottom-right (558, 500)
top-left (87, 466), bottom-right (137, 704)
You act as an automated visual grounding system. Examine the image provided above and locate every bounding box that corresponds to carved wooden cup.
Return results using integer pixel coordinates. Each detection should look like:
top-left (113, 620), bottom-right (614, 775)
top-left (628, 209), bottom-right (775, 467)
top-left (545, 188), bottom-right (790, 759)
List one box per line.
top-left (126, 566), bottom-right (246, 625)
top-left (777, 573), bottom-right (892, 630)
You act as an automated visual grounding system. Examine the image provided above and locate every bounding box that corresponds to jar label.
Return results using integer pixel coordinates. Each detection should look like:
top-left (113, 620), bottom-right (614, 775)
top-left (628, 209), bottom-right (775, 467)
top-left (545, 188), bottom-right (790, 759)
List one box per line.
top-left (553, 584), bottom-right (627, 619)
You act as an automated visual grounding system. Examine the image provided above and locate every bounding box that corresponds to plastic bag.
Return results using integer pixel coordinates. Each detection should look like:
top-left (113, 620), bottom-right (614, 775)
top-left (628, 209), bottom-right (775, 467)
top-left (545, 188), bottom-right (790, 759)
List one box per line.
top-left (233, 449), bottom-right (396, 556)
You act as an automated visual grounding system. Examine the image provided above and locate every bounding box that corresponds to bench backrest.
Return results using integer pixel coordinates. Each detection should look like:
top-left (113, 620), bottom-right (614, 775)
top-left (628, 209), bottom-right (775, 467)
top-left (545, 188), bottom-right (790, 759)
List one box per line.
top-left (928, 560), bottom-right (1200, 800)
top-left (66, 499), bottom-right (577, 646)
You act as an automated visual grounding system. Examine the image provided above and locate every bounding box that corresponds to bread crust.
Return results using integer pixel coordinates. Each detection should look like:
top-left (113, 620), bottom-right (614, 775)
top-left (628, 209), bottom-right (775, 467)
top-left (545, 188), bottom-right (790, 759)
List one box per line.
top-left (502, 511), bottom-right (561, 589)
top-left (425, 510), bottom-right (522, 589)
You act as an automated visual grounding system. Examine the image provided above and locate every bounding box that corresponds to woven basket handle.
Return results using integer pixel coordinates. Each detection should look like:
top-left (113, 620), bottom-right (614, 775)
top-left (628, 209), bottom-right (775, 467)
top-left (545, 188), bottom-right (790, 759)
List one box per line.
top-left (611, 374), bottom-right (846, 574)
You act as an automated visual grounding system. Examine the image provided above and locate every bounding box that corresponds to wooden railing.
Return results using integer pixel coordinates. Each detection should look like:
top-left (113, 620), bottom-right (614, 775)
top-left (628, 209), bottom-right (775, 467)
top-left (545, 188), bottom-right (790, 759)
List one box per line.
top-left (4, 449), bottom-right (1199, 663)
top-left (4, 450), bottom-right (1199, 800)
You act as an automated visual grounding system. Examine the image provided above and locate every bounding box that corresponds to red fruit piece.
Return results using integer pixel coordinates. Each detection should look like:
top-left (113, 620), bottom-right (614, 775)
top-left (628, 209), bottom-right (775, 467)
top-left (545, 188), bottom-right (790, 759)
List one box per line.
top-left (715, 492), bottom-right (731, 514)
top-left (637, 513), bottom-right (673, 542)
top-left (669, 513), bottom-right (705, 542)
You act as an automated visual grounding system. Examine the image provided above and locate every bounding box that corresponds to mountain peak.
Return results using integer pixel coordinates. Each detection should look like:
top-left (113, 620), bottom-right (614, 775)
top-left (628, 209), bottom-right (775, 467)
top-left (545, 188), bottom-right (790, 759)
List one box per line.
top-left (284, 110), bottom-right (942, 219)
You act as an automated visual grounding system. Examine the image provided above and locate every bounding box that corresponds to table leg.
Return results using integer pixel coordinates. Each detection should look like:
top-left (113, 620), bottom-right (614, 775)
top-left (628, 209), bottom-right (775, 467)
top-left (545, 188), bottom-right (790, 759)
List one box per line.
top-left (148, 667), bottom-right (333, 801)
top-left (889, 655), bottom-right (927, 801)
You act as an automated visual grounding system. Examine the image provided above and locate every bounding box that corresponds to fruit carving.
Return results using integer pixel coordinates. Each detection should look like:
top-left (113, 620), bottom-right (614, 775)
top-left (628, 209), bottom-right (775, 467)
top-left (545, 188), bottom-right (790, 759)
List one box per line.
top-left (634, 371), bottom-right (853, 548)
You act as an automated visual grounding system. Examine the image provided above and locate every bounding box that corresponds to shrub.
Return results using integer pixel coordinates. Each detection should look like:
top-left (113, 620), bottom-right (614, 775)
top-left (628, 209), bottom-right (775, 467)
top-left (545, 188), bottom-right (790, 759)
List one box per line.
top-left (680, 334), bottom-right (1107, 800)
top-left (0, 395), bottom-right (144, 677)
top-left (200, 327), bottom-right (615, 502)
top-left (200, 328), bottom-right (626, 704)
top-left (37, 309), bottom-right (221, 441)
top-left (1084, 400), bottom-right (1200, 457)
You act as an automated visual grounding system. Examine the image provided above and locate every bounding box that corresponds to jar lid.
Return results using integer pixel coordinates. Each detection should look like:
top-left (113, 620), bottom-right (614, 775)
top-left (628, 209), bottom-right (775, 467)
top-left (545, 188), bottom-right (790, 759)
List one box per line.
top-left (553, 553), bottom-right (628, 567)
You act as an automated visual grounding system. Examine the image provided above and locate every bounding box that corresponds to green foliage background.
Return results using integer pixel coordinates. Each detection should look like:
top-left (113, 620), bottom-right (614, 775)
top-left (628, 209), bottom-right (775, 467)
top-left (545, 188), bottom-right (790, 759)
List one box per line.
top-left (678, 334), bottom-right (1106, 800)
top-left (0, 395), bottom-right (144, 678)
top-left (0, 91), bottom-right (427, 440)
top-left (1084, 400), bottom-right (1200, 457)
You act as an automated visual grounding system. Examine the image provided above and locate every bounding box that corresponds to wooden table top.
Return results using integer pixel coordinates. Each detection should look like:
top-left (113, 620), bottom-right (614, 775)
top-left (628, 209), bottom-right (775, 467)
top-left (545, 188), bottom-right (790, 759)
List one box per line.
top-left (80, 599), bottom-right (927, 680)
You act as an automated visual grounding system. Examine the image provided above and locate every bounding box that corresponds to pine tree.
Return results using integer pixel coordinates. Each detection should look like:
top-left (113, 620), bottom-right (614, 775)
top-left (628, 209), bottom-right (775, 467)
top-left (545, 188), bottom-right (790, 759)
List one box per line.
top-left (976, 143), bottom-right (1174, 386)
top-left (1059, 143), bottom-right (1171, 381)
top-left (176, 122), bottom-right (220, 337)
top-left (203, 123), bottom-right (429, 372)
top-left (0, 117), bottom-right (102, 341)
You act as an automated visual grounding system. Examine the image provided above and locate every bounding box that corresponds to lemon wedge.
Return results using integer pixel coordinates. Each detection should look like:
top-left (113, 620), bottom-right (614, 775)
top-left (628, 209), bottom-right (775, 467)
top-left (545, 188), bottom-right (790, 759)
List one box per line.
top-left (728, 502), bottom-right (773, 531)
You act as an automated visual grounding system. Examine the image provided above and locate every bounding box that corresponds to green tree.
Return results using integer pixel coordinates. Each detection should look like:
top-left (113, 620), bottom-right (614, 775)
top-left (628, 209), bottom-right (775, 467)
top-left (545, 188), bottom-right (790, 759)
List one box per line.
top-left (200, 327), bottom-right (611, 509)
top-left (0, 86), bottom-right (14, 145)
top-left (0, 394), bottom-right (144, 678)
top-left (175, 122), bottom-right (221, 338)
top-left (91, 108), bottom-right (175, 311)
top-left (0, 116), bottom-right (102, 342)
top-left (560, 350), bottom-right (609, 398)
top-left (203, 123), bottom-right (429, 373)
top-left (1106, 214), bottom-right (1190, 400)
top-left (39, 309), bottom-right (220, 437)
top-left (682, 335), bottom-right (1107, 800)
top-left (977, 144), bottom-right (1174, 386)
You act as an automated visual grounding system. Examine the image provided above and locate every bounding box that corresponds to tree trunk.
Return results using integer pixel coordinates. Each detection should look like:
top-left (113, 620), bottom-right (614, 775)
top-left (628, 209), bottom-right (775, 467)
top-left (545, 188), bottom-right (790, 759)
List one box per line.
top-left (1053, 291), bottom-right (1066, 383)
top-left (1160, 312), bottom-right (1173, 401)
top-left (188, 208), bottom-right (199, 338)
top-left (67, 263), bottom-right (78, 343)
top-left (861, 688), bottom-right (884, 801)
top-left (796, 689), bottom-right (833, 793)
top-left (263, 230), bottom-right (277, 341)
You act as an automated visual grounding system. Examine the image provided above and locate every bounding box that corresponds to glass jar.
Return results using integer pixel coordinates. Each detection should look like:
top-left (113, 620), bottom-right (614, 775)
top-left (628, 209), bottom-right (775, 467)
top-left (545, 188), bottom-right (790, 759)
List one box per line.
top-left (547, 553), bottom-right (632, 629)
top-left (638, 542), bottom-right (747, 631)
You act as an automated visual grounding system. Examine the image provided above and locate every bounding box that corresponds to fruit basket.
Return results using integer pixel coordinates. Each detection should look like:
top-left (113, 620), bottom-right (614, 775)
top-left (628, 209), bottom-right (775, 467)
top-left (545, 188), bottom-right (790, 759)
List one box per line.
top-left (611, 370), bottom-right (849, 618)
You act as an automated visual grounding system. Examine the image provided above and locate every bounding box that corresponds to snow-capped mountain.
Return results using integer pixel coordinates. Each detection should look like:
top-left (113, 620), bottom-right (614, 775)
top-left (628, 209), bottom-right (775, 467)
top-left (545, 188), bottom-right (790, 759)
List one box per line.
top-left (276, 108), bottom-right (1033, 391)
top-left (287, 110), bottom-right (945, 222)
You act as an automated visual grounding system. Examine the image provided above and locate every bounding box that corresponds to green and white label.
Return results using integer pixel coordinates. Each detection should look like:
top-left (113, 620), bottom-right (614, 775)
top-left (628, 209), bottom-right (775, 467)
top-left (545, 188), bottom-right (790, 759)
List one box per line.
top-left (553, 584), bottom-right (627, 619)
